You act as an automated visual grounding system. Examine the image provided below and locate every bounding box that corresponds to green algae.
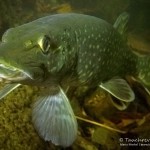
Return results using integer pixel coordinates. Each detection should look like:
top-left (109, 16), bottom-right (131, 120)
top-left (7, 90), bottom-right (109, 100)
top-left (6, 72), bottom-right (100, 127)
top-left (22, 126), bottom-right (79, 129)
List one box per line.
top-left (0, 85), bottom-right (47, 150)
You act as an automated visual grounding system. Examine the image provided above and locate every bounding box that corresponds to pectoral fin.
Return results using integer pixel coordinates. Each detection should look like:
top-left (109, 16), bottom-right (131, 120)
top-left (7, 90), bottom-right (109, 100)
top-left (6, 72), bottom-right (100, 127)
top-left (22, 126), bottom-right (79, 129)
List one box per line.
top-left (110, 98), bottom-right (130, 110)
top-left (32, 86), bottom-right (77, 147)
top-left (133, 76), bottom-right (150, 95)
top-left (100, 78), bottom-right (135, 102)
top-left (0, 83), bottom-right (21, 100)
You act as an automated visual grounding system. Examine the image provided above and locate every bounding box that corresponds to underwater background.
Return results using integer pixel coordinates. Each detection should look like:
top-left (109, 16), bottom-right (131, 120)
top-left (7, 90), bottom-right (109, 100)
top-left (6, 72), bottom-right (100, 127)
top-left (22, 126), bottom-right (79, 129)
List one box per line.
top-left (0, 0), bottom-right (150, 150)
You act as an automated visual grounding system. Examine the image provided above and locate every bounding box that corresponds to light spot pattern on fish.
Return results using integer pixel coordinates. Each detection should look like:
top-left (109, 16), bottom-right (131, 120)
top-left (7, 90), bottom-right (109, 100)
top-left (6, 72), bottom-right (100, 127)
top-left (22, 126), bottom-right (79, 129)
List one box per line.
top-left (0, 13), bottom-right (149, 147)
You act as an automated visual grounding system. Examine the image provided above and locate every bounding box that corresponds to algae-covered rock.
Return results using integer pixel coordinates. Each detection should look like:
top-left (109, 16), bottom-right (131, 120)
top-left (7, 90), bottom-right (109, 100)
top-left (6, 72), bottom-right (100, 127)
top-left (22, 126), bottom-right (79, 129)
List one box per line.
top-left (92, 127), bottom-right (121, 150)
top-left (0, 85), bottom-right (47, 150)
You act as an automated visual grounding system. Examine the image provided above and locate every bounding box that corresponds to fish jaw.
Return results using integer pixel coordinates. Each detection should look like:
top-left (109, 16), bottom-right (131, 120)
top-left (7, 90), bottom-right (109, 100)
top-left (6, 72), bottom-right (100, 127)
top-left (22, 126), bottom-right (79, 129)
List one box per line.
top-left (0, 63), bottom-right (45, 85)
top-left (0, 40), bottom-right (46, 84)
top-left (0, 63), bottom-right (33, 81)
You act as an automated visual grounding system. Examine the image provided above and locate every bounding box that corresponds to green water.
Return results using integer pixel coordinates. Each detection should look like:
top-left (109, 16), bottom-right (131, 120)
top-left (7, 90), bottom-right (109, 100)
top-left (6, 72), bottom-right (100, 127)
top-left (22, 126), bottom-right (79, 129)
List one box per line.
top-left (0, 0), bottom-right (149, 150)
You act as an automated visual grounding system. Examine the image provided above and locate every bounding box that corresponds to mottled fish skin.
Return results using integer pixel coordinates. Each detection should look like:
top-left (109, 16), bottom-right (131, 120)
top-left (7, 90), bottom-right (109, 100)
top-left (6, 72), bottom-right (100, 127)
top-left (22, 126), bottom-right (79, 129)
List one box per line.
top-left (0, 13), bottom-right (138, 86)
top-left (72, 21), bottom-right (136, 86)
top-left (0, 13), bottom-right (148, 147)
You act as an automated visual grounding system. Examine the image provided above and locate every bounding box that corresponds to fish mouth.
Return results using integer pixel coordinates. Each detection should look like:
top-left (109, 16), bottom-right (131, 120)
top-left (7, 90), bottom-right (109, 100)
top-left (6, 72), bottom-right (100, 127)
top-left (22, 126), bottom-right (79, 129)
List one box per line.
top-left (0, 64), bottom-right (33, 82)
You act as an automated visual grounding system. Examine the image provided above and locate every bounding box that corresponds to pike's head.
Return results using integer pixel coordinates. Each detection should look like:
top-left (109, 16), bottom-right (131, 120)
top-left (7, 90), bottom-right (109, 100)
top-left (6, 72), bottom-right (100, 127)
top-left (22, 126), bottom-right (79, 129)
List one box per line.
top-left (0, 16), bottom-right (76, 85)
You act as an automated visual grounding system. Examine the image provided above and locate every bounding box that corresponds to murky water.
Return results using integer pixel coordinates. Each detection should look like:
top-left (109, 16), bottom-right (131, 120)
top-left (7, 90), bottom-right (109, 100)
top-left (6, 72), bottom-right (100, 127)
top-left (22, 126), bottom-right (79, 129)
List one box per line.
top-left (0, 0), bottom-right (150, 150)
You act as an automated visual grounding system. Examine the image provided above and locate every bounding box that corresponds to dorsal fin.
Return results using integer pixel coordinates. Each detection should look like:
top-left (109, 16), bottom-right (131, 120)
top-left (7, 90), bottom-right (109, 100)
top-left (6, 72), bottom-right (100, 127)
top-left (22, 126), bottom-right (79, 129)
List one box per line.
top-left (113, 12), bottom-right (130, 35)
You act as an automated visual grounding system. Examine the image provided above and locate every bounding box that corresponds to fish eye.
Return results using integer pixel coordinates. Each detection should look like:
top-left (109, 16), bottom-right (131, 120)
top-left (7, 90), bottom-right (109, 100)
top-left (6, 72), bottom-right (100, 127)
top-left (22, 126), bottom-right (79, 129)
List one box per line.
top-left (38, 35), bottom-right (58, 54)
top-left (41, 35), bottom-right (51, 54)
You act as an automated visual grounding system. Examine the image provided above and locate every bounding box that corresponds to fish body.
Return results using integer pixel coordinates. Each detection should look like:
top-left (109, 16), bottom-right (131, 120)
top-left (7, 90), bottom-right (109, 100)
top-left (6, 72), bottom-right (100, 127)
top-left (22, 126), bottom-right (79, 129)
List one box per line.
top-left (0, 13), bottom-right (149, 147)
top-left (0, 14), bottom-right (136, 85)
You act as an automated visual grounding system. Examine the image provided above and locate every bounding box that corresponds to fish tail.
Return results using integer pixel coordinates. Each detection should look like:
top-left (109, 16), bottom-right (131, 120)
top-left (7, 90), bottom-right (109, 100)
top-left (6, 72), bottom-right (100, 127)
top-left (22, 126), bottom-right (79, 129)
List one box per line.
top-left (32, 86), bottom-right (77, 147)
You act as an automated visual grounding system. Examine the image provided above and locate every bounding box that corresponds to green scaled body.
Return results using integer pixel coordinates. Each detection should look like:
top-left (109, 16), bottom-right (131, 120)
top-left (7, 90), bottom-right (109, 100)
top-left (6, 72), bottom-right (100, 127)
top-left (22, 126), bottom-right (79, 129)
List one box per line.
top-left (0, 13), bottom-right (149, 147)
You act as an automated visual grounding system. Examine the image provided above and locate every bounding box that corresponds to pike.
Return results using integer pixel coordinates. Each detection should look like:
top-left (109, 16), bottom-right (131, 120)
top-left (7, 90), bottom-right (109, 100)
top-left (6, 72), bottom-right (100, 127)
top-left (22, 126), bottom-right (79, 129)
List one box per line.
top-left (0, 13), bottom-right (149, 147)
